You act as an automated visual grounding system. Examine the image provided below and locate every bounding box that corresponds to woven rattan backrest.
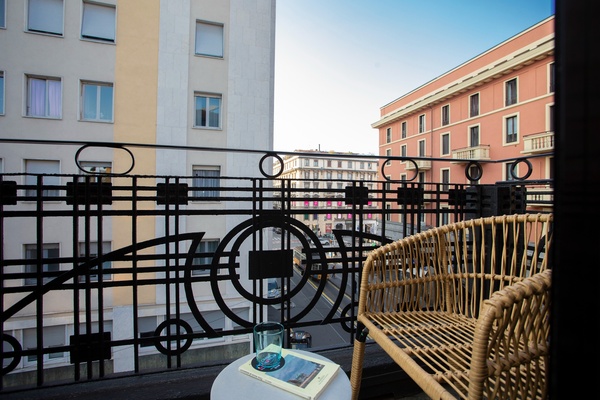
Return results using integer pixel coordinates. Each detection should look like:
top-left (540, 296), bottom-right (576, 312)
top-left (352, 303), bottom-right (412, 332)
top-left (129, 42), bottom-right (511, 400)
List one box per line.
top-left (361, 213), bottom-right (553, 317)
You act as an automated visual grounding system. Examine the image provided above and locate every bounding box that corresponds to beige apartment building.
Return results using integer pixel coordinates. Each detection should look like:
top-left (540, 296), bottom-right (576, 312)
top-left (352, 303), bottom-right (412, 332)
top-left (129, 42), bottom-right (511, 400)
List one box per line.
top-left (272, 151), bottom-right (379, 235)
top-left (374, 16), bottom-right (554, 226)
top-left (0, 0), bottom-right (275, 380)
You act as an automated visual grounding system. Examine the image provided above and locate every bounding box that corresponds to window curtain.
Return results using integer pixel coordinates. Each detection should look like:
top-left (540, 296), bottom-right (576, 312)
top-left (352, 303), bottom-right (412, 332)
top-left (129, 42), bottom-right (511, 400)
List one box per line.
top-left (29, 78), bottom-right (61, 117)
top-left (47, 79), bottom-right (61, 118)
top-left (29, 78), bottom-right (46, 116)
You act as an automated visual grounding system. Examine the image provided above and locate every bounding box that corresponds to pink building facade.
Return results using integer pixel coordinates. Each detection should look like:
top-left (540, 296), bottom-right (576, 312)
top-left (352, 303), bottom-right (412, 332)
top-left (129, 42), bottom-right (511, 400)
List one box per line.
top-left (374, 16), bottom-right (554, 224)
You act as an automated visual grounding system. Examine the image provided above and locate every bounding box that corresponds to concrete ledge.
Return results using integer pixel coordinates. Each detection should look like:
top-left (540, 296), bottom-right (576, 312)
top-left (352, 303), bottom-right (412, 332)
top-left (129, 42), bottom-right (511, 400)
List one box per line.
top-left (1, 344), bottom-right (422, 400)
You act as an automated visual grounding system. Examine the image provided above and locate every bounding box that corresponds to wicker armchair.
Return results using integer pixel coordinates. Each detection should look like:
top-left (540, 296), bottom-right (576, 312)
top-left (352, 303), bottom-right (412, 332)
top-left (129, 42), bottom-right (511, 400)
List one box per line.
top-left (350, 213), bottom-right (553, 400)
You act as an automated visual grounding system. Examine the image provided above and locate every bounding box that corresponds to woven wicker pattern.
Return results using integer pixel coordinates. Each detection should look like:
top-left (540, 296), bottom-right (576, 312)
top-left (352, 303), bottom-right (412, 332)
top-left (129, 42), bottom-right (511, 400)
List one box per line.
top-left (350, 213), bottom-right (553, 400)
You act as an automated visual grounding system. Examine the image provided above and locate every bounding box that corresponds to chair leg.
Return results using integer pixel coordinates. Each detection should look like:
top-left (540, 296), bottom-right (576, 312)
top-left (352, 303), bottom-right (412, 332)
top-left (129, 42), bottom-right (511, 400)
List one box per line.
top-left (350, 325), bottom-right (369, 400)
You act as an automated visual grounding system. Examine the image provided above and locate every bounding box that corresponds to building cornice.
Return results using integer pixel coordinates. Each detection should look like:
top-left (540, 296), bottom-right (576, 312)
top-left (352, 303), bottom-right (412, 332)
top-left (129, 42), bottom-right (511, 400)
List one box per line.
top-left (372, 34), bottom-right (554, 129)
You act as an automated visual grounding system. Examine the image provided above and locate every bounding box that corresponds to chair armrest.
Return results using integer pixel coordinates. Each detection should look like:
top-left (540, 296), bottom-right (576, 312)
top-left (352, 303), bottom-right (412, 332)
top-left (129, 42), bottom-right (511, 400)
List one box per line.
top-left (468, 269), bottom-right (552, 399)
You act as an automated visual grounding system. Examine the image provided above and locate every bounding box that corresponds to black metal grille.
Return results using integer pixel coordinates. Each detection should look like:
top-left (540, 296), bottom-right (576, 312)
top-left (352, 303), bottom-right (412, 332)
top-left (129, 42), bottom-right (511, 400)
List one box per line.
top-left (0, 148), bottom-right (551, 392)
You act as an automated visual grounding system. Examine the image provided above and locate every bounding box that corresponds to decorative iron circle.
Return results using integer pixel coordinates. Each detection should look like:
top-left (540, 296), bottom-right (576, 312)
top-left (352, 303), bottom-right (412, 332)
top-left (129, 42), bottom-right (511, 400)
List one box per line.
top-left (183, 216), bottom-right (335, 330)
top-left (465, 161), bottom-right (483, 181)
top-left (381, 158), bottom-right (418, 181)
top-left (259, 153), bottom-right (284, 178)
top-left (153, 318), bottom-right (193, 356)
top-left (508, 158), bottom-right (533, 180)
top-left (75, 144), bottom-right (135, 175)
top-left (1, 333), bottom-right (22, 375)
top-left (339, 302), bottom-right (359, 334)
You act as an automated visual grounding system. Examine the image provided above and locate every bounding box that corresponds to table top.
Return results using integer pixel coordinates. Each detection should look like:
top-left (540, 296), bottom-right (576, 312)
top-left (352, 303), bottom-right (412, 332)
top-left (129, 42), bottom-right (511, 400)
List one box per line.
top-left (211, 349), bottom-right (351, 400)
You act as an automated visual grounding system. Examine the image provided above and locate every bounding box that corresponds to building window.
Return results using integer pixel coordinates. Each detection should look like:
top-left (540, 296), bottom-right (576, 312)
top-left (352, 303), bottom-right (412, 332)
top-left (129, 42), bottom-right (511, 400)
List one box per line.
top-left (549, 63), bottom-right (555, 93)
top-left (194, 93), bottom-right (221, 128)
top-left (441, 169), bottom-right (450, 191)
top-left (81, 81), bottom-right (113, 122)
top-left (441, 105), bottom-right (450, 126)
top-left (181, 311), bottom-right (224, 337)
top-left (505, 162), bottom-right (517, 181)
top-left (505, 115), bottom-right (518, 144)
top-left (25, 159), bottom-right (60, 197)
top-left (139, 317), bottom-right (157, 347)
top-left (337, 161), bottom-right (342, 168)
top-left (469, 126), bottom-right (480, 147)
top-left (548, 104), bottom-right (554, 132)
top-left (81, 1), bottom-right (115, 42)
top-left (469, 93), bottom-right (479, 117)
top-left (193, 240), bottom-right (220, 276)
top-left (195, 21), bottom-right (224, 58)
top-left (28, 0), bottom-right (63, 35)
top-left (27, 75), bottom-right (62, 118)
top-left (386, 127), bottom-right (391, 143)
top-left (24, 243), bottom-right (60, 285)
top-left (401, 121), bottom-right (407, 139)
top-left (441, 133), bottom-right (450, 156)
top-left (78, 161), bottom-right (112, 183)
top-left (0, 71), bottom-right (4, 115)
top-left (385, 148), bottom-right (391, 165)
top-left (326, 160), bottom-right (332, 167)
top-left (313, 159), bottom-right (318, 167)
top-left (24, 325), bottom-right (65, 362)
top-left (418, 140), bottom-right (425, 157)
top-left (193, 166), bottom-right (220, 199)
top-left (0, 0), bottom-right (5, 28)
top-left (418, 114), bottom-right (426, 133)
top-left (78, 241), bottom-right (111, 281)
top-left (400, 144), bottom-right (407, 157)
top-left (505, 78), bottom-right (517, 106)
top-left (347, 161), bottom-right (353, 168)
top-left (468, 164), bottom-right (480, 184)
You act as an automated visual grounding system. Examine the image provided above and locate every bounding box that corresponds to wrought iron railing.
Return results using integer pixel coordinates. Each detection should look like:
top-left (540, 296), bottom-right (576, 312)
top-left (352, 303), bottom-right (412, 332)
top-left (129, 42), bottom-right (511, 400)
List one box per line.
top-left (0, 141), bottom-right (552, 392)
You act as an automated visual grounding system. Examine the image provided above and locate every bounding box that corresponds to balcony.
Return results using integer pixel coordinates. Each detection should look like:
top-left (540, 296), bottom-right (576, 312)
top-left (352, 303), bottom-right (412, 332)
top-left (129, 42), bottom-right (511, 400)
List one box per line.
top-left (451, 144), bottom-right (490, 163)
top-left (0, 143), bottom-right (552, 399)
top-left (403, 159), bottom-right (431, 171)
top-left (522, 131), bottom-right (555, 154)
top-left (527, 185), bottom-right (554, 207)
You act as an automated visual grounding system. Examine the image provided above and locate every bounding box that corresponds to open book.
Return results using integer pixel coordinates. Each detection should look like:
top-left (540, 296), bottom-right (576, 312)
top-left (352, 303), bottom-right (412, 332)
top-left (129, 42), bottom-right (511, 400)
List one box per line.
top-left (238, 348), bottom-right (341, 399)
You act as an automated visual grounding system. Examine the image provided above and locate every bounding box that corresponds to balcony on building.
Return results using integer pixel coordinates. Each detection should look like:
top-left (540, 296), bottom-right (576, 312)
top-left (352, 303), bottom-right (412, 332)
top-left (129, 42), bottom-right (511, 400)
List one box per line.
top-left (403, 159), bottom-right (432, 170)
top-left (451, 145), bottom-right (491, 163)
top-left (522, 131), bottom-right (555, 155)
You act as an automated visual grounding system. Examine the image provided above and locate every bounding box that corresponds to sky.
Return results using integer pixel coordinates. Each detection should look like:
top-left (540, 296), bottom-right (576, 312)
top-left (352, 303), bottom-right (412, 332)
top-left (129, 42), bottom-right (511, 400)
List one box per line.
top-left (273, 0), bottom-right (555, 155)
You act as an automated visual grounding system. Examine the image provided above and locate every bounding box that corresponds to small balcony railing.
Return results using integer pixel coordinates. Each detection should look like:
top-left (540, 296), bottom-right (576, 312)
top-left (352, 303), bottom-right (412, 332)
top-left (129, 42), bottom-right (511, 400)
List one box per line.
top-left (526, 185), bottom-right (554, 207)
top-left (451, 145), bottom-right (491, 162)
top-left (522, 131), bottom-right (555, 154)
top-left (403, 159), bottom-right (432, 171)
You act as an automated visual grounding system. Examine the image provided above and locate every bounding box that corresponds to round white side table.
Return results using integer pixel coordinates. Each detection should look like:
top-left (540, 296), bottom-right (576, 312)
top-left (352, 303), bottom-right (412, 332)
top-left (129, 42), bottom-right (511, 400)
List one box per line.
top-left (211, 350), bottom-right (351, 399)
